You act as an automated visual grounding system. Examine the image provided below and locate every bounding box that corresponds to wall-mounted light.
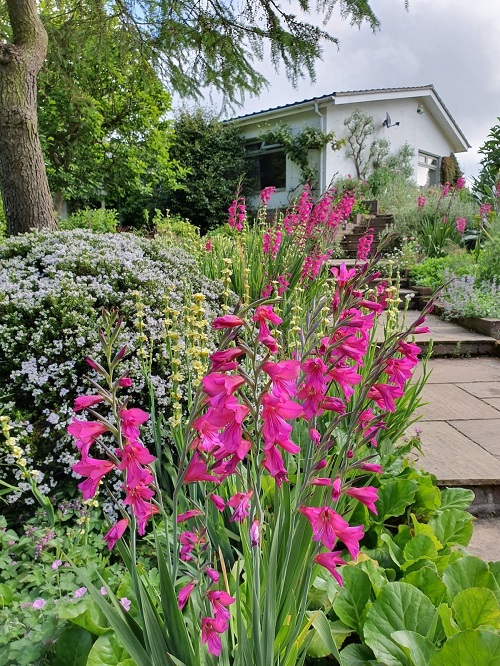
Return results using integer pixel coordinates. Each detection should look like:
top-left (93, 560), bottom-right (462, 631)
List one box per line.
top-left (417, 104), bottom-right (424, 115)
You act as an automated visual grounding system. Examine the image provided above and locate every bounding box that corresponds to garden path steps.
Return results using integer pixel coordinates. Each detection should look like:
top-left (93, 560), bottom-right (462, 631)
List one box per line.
top-left (391, 315), bottom-right (500, 561)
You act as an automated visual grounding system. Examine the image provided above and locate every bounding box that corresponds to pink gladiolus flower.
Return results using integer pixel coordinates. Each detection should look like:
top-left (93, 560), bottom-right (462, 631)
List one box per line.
top-left (201, 616), bottom-right (228, 656)
top-left (314, 551), bottom-right (347, 586)
top-left (118, 377), bottom-right (133, 387)
top-left (202, 373), bottom-right (245, 407)
top-left (205, 567), bottom-right (220, 582)
top-left (345, 486), bottom-right (379, 515)
top-left (103, 518), bottom-right (129, 549)
top-left (119, 408), bottom-right (149, 441)
top-left (456, 177), bottom-right (466, 190)
top-left (261, 394), bottom-right (303, 447)
top-left (250, 518), bottom-right (260, 547)
top-left (299, 506), bottom-right (340, 550)
top-left (209, 494), bottom-right (226, 511)
top-left (177, 509), bottom-right (204, 524)
top-left (123, 482), bottom-right (157, 535)
top-left (331, 477), bottom-right (342, 501)
top-left (263, 360), bottom-right (301, 399)
top-left (360, 463), bottom-right (383, 474)
top-left (72, 456), bottom-right (116, 500)
top-left (260, 186), bottom-right (276, 204)
top-left (74, 395), bottom-right (104, 412)
top-left (205, 240), bottom-right (213, 251)
top-left (212, 315), bottom-right (244, 330)
top-left (330, 263), bottom-right (356, 287)
top-left (328, 364), bottom-right (362, 400)
top-left (455, 217), bottom-right (466, 234)
top-left (85, 357), bottom-right (104, 373)
top-left (262, 443), bottom-right (289, 485)
top-left (367, 383), bottom-right (404, 413)
top-left (207, 590), bottom-right (236, 621)
top-left (177, 580), bottom-right (197, 610)
top-left (67, 419), bottom-right (109, 456)
top-left (227, 490), bottom-right (253, 522)
top-left (183, 452), bottom-right (220, 484)
top-left (117, 442), bottom-right (155, 479)
top-left (309, 428), bottom-right (321, 445)
top-left (417, 195), bottom-right (426, 208)
top-left (210, 348), bottom-right (245, 370)
top-left (321, 397), bottom-right (346, 414)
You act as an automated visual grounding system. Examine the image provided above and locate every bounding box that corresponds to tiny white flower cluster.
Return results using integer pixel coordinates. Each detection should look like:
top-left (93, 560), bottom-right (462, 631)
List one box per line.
top-left (0, 230), bottom-right (224, 505)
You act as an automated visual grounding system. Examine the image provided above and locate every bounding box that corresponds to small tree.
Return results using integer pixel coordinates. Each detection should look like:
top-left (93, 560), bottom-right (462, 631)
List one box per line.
top-left (160, 109), bottom-right (248, 233)
top-left (344, 108), bottom-right (390, 179)
top-left (474, 119), bottom-right (500, 196)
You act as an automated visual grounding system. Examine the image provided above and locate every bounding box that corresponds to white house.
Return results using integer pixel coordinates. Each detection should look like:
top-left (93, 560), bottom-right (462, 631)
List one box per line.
top-left (231, 85), bottom-right (470, 209)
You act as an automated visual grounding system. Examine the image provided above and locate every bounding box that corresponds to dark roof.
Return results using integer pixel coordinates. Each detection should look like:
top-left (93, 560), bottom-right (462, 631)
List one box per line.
top-left (229, 85), bottom-right (470, 148)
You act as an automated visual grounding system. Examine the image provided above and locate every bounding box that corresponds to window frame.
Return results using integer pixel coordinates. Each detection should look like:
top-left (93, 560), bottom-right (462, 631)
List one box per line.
top-left (245, 141), bottom-right (287, 192)
top-left (417, 151), bottom-right (440, 187)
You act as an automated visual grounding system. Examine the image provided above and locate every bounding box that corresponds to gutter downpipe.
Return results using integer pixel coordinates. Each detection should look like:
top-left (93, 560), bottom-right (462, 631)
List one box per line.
top-left (314, 100), bottom-right (326, 192)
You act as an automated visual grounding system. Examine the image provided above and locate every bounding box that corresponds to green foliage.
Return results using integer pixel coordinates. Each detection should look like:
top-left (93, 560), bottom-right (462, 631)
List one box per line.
top-left (475, 117), bottom-right (500, 197)
top-left (409, 254), bottom-right (477, 290)
top-left (161, 109), bottom-right (248, 233)
top-left (59, 208), bottom-right (119, 233)
top-left (478, 234), bottom-right (500, 282)
top-left (304, 452), bottom-right (500, 665)
top-left (36, 0), bottom-right (182, 221)
top-left (259, 122), bottom-right (344, 188)
top-left (440, 154), bottom-right (463, 185)
top-left (417, 213), bottom-right (462, 258)
top-left (367, 143), bottom-right (415, 197)
top-left (0, 505), bottom-right (121, 665)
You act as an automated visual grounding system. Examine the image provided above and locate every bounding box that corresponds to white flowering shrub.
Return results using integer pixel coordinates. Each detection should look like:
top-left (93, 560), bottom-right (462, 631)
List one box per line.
top-left (0, 230), bottom-right (223, 505)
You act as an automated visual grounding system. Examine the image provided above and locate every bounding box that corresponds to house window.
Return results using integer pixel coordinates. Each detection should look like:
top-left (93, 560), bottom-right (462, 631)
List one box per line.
top-left (417, 151), bottom-right (440, 187)
top-left (246, 142), bottom-right (286, 191)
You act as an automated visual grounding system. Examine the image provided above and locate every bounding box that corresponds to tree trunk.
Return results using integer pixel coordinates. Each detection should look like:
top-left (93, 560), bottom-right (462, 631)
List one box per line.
top-left (0, 0), bottom-right (56, 235)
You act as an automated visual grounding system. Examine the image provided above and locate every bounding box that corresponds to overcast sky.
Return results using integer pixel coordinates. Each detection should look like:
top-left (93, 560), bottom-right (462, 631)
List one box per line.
top-left (215, 0), bottom-right (500, 179)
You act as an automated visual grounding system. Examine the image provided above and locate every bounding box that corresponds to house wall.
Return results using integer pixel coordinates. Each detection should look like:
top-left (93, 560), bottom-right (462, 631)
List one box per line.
top-left (236, 92), bottom-right (463, 208)
top-left (238, 107), bottom-right (322, 209)
top-left (325, 97), bottom-right (455, 182)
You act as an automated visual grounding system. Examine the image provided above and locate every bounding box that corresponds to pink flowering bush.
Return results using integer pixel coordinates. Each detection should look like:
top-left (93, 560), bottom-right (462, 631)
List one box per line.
top-left (67, 243), bottom-right (432, 663)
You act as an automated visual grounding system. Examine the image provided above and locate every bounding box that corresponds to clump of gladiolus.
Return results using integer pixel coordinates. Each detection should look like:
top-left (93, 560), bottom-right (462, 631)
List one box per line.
top-left (69, 255), bottom-right (431, 658)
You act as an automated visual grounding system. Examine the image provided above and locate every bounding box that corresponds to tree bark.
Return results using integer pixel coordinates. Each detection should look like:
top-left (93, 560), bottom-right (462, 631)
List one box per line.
top-left (0, 0), bottom-right (56, 235)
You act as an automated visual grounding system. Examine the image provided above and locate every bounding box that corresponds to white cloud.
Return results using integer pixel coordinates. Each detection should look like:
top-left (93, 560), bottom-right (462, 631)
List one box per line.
top-left (195, 0), bottom-right (500, 179)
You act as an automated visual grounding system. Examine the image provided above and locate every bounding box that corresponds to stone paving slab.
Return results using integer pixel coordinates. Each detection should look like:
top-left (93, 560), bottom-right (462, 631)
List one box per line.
top-left (457, 382), bottom-right (500, 399)
top-left (416, 421), bottom-right (500, 485)
top-left (467, 518), bottom-right (500, 562)
top-left (414, 358), bottom-right (500, 383)
top-left (485, 398), bottom-right (500, 412)
top-left (448, 420), bottom-right (500, 458)
top-left (416, 384), bottom-right (500, 421)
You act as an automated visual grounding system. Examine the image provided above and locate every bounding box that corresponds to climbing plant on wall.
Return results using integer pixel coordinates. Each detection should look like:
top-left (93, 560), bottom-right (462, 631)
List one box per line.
top-left (259, 123), bottom-right (344, 189)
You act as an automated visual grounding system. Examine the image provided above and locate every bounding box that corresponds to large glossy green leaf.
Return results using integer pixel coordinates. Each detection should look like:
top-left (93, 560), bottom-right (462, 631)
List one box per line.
top-left (363, 582), bottom-right (436, 666)
top-left (339, 643), bottom-right (380, 665)
top-left (375, 479), bottom-right (418, 522)
top-left (57, 597), bottom-right (110, 636)
top-left (51, 625), bottom-right (93, 666)
top-left (358, 558), bottom-right (388, 596)
top-left (0, 583), bottom-right (13, 605)
top-left (438, 603), bottom-right (460, 639)
top-left (439, 488), bottom-right (475, 511)
top-left (333, 566), bottom-right (372, 634)
top-left (391, 630), bottom-right (437, 666)
top-left (402, 535), bottom-right (438, 567)
top-left (429, 509), bottom-right (473, 547)
top-left (429, 630), bottom-right (500, 665)
top-left (86, 633), bottom-right (135, 666)
top-left (452, 587), bottom-right (500, 630)
top-left (310, 611), bottom-right (342, 663)
top-left (412, 475), bottom-right (441, 514)
top-left (443, 556), bottom-right (493, 601)
top-left (403, 567), bottom-right (448, 607)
